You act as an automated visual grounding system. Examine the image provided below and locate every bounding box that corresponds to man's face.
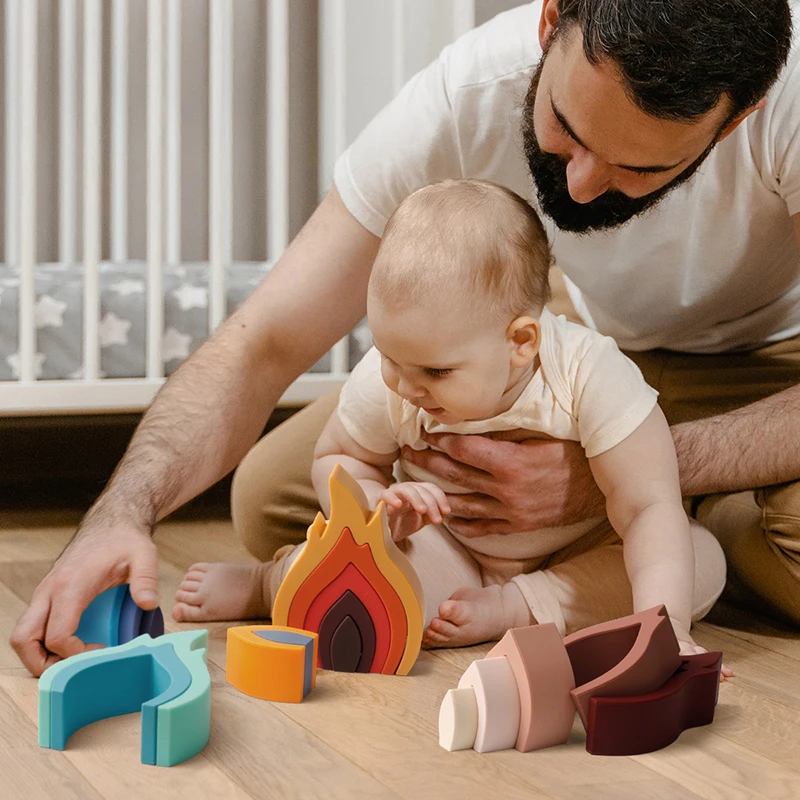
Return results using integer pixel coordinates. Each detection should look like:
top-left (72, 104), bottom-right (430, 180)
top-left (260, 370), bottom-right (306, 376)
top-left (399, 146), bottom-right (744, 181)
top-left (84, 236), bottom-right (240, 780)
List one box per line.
top-left (522, 26), bottom-right (731, 233)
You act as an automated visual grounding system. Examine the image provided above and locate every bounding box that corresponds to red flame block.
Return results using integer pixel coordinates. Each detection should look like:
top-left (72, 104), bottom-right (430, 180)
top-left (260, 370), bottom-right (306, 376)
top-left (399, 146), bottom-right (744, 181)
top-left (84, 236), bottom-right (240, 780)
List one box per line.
top-left (585, 651), bottom-right (723, 755)
top-left (272, 466), bottom-right (425, 675)
top-left (303, 563), bottom-right (389, 672)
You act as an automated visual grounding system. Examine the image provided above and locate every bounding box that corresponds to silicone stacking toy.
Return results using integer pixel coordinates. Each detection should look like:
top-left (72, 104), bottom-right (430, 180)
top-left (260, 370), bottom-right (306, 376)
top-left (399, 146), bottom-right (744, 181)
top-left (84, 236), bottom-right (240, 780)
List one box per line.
top-left (273, 465), bottom-right (424, 675)
top-left (226, 625), bottom-right (318, 702)
top-left (76, 583), bottom-right (164, 647)
top-left (39, 630), bottom-right (210, 767)
top-left (439, 605), bottom-right (723, 757)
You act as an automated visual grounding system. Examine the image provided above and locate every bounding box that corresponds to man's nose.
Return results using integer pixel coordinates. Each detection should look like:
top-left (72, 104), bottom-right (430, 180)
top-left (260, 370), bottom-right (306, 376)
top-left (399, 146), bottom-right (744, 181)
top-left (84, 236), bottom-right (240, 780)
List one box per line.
top-left (565, 151), bottom-right (612, 204)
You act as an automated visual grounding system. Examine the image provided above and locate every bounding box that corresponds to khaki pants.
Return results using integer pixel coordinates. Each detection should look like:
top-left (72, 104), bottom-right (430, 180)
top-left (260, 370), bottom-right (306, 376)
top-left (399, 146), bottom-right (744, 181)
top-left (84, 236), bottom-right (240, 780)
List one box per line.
top-left (232, 270), bottom-right (800, 630)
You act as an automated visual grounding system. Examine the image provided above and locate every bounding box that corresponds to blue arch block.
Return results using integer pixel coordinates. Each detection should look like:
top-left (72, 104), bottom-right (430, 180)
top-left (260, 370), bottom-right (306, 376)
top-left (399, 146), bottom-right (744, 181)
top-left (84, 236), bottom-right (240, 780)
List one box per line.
top-left (39, 630), bottom-right (210, 767)
top-left (76, 585), bottom-right (164, 648)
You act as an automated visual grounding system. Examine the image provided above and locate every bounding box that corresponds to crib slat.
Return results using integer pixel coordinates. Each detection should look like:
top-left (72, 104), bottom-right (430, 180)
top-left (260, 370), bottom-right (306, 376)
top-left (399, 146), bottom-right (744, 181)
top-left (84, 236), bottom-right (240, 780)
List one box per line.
top-left (392, 0), bottom-right (405, 96)
top-left (166, 0), bottom-right (182, 266)
top-left (111, 0), bottom-right (128, 264)
top-left (147, 0), bottom-right (164, 379)
top-left (4, 0), bottom-right (19, 267)
top-left (59, 0), bottom-right (77, 265)
top-left (18, 0), bottom-right (37, 382)
top-left (83, 0), bottom-right (102, 383)
top-left (267, 0), bottom-right (289, 261)
top-left (318, 0), bottom-right (347, 199)
top-left (209, 0), bottom-right (232, 332)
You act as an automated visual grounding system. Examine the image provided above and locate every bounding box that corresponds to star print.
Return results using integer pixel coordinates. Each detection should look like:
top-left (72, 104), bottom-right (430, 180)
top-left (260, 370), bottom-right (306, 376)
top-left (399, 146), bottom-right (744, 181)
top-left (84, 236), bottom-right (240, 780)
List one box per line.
top-left (34, 295), bottom-right (68, 329)
top-left (6, 351), bottom-right (46, 379)
top-left (172, 284), bottom-right (209, 311)
top-left (108, 279), bottom-right (145, 296)
top-left (162, 326), bottom-right (192, 362)
top-left (99, 312), bottom-right (133, 347)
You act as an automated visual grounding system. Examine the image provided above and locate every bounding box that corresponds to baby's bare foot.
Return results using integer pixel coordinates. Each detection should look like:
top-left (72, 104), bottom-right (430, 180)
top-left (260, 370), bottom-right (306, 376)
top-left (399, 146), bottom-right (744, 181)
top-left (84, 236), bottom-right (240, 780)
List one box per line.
top-left (172, 561), bottom-right (275, 623)
top-left (422, 583), bottom-right (532, 649)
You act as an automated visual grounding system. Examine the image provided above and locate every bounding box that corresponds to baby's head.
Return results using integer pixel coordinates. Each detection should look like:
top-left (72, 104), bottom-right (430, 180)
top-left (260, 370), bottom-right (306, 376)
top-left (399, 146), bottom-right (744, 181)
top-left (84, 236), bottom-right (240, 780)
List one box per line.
top-left (367, 179), bottom-right (552, 423)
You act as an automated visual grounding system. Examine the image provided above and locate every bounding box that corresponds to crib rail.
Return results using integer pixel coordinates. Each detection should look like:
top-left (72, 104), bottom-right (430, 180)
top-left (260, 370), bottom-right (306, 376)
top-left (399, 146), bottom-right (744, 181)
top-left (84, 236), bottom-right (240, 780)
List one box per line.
top-left (0, 0), bottom-right (481, 415)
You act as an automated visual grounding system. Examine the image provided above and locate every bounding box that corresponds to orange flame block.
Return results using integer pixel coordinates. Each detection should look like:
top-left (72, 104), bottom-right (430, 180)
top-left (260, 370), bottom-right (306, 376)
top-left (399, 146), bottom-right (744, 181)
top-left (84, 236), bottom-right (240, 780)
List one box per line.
top-left (272, 465), bottom-right (424, 675)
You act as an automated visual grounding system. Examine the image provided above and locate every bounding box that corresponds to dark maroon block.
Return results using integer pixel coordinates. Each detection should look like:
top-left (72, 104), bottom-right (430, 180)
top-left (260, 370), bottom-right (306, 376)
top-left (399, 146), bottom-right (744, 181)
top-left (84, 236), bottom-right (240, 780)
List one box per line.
top-left (585, 651), bottom-right (723, 756)
top-left (318, 590), bottom-right (376, 673)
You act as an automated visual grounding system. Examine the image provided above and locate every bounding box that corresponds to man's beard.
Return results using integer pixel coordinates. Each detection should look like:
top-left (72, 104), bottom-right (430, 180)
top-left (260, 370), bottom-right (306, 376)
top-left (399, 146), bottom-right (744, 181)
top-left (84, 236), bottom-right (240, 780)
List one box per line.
top-left (521, 58), bottom-right (716, 234)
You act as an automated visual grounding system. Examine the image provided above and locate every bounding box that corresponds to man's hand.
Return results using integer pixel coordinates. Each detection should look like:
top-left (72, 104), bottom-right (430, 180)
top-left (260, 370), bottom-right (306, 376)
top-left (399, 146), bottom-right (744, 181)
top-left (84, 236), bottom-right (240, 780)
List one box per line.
top-left (377, 481), bottom-right (451, 542)
top-left (401, 430), bottom-right (605, 538)
top-left (9, 511), bottom-right (160, 677)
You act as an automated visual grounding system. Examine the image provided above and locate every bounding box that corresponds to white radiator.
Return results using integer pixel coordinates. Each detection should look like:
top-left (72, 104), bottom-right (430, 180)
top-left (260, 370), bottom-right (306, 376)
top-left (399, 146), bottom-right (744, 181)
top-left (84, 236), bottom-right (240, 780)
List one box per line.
top-left (0, 0), bottom-right (504, 416)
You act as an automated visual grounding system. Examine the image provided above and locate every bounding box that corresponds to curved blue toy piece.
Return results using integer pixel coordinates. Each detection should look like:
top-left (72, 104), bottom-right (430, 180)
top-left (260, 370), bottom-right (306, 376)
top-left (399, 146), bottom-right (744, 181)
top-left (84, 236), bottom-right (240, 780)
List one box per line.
top-left (77, 585), bottom-right (164, 648)
top-left (75, 585), bottom-right (127, 647)
top-left (140, 606), bottom-right (165, 639)
top-left (118, 590), bottom-right (144, 645)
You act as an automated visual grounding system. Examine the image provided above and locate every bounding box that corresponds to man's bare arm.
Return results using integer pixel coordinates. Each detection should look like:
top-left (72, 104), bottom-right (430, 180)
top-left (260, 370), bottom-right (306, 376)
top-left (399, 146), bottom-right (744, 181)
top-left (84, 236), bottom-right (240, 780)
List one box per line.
top-left (672, 385), bottom-right (800, 495)
top-left (671, 211), bottom-right (800, 496)
top-left (97, 186), bottom-right (381, 525)
top-left (10, 186), bottom-right (380, 676)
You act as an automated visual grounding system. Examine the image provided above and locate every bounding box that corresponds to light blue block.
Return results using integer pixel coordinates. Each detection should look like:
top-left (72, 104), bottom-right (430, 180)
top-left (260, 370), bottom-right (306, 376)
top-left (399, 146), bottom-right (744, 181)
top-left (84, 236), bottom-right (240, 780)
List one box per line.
top-left (39, 630), bottom-right (210, 767)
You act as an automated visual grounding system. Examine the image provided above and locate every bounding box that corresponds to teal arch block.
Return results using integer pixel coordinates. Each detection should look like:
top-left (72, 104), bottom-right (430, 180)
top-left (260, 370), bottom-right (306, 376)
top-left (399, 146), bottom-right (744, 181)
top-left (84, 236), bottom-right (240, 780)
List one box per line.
top-left (39, 630), bottom-right (210, 767)
top-left (75, 585), bottom-right (128, 647)
top-left (75, 584), bottom-right (164, 648)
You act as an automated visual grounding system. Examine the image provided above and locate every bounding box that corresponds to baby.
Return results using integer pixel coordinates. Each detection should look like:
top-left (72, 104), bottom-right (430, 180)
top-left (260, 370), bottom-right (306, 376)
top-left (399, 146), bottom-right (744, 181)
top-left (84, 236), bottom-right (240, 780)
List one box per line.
top-left (175, 179), bottom-right (726, 660)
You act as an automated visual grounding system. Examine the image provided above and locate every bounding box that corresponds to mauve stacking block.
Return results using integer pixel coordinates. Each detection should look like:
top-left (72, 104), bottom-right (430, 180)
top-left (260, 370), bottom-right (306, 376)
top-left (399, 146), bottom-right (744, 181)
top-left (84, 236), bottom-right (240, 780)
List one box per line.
top-left (486, 623), bottom-right (576, 751)
top-left (585, 651), bottom-right (723, 755)
top-left (563, 605), bottom-right (682, 727)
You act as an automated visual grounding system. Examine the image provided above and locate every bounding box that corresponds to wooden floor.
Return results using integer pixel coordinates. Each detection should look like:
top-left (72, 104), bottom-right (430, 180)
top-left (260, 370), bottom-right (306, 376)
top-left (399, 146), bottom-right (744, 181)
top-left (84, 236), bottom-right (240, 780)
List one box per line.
top-left (1, 512), bottom-right (799, 800)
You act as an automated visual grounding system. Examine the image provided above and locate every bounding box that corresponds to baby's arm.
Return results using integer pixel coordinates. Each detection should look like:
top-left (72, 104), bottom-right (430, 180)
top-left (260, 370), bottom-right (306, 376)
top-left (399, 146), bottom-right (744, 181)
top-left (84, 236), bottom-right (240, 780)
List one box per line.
top-left (312, 409), bottom-right (399, 515)
top-left (587, 405), bottom-right (695, 647)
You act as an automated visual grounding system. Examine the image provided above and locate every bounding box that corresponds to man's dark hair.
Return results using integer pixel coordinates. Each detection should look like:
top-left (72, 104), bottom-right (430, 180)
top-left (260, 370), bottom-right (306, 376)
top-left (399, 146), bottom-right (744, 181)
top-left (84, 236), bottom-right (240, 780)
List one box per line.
top-left (556, 0), bottom-right (793, 121)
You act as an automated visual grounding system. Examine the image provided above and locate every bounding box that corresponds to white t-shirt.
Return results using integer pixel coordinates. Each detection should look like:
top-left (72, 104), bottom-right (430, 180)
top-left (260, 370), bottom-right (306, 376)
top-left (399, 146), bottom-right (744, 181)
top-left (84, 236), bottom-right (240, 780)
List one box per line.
top-left (338, 309), bottom-right (658, 559)
top-left (334, 1), bottom-right (800, 354)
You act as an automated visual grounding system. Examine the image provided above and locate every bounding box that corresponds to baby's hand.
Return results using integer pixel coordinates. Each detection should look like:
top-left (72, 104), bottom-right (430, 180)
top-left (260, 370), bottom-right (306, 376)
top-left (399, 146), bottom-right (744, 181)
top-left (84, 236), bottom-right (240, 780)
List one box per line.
top-left (377, 482), bottom-right (451, 542)
top-left (672, 618), bottom-right (733, 681)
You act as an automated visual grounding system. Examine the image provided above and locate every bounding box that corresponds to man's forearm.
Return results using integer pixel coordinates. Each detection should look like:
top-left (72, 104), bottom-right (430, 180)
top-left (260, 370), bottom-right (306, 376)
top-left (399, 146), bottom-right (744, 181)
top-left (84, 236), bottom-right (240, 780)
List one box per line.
top-left (94, 320), bottom-right (287, 528)
top-left (672, 384), bottom-right (800, 496)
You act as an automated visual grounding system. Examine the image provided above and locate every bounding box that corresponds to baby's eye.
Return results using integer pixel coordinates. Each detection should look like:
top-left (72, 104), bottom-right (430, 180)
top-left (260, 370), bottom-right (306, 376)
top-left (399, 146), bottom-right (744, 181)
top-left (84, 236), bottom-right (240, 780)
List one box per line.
top-left (424, 367), bottom-right (452, 378)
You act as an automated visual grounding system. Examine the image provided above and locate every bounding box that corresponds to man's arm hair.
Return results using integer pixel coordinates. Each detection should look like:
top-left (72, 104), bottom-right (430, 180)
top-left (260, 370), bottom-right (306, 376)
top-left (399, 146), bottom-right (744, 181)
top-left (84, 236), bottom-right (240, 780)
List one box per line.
top-left (671, 211), bottom-right (800, 497)
top-left (90, 186), bottom-right (381, 528)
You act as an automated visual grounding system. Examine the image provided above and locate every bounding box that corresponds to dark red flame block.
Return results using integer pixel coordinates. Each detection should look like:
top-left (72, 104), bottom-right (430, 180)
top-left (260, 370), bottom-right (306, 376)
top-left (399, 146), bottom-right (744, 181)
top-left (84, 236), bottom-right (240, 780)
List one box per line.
top-left (585, 651), bottom-right (723, 756)
top-left (562, 605), bottom-right (682, 727)
top-left (303, 562), bottom-right (391, 672)
top-left (319, 590), bottom-right (377, 673)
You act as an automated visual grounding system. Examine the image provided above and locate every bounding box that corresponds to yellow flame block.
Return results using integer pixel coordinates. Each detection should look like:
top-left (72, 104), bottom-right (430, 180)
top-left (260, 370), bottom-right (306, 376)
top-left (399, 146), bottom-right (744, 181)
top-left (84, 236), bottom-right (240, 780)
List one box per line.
top-left (272, 465), bottom-right (425, 675)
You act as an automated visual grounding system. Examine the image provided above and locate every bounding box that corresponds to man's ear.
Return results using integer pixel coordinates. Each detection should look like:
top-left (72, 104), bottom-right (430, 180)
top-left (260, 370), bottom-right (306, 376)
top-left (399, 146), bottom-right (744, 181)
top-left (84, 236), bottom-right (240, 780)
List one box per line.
top-left (539, 0), bottom-right (561, 50)
top-left (507, 317), bottom-right (541, 368)
top-left (716, 98), bottom-right (767, 143)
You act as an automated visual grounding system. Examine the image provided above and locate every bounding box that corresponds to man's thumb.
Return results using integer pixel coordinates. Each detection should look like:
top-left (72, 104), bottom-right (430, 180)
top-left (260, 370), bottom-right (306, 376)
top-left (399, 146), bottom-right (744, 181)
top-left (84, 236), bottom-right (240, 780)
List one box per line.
top-left (128, 554), bottom-right (160, 610)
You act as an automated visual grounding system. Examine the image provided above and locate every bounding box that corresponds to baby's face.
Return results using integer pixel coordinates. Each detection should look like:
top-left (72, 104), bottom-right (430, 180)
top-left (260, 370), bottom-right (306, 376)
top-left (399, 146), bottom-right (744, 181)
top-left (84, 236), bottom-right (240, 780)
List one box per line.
top-left (368, 295), bottom-right (521, 424)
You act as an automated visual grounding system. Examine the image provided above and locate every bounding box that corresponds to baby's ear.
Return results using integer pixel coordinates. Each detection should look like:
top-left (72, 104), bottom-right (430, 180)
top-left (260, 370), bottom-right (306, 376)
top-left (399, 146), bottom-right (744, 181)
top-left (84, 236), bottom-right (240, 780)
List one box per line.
top-left (507, 316), bottom-right (540, 367)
